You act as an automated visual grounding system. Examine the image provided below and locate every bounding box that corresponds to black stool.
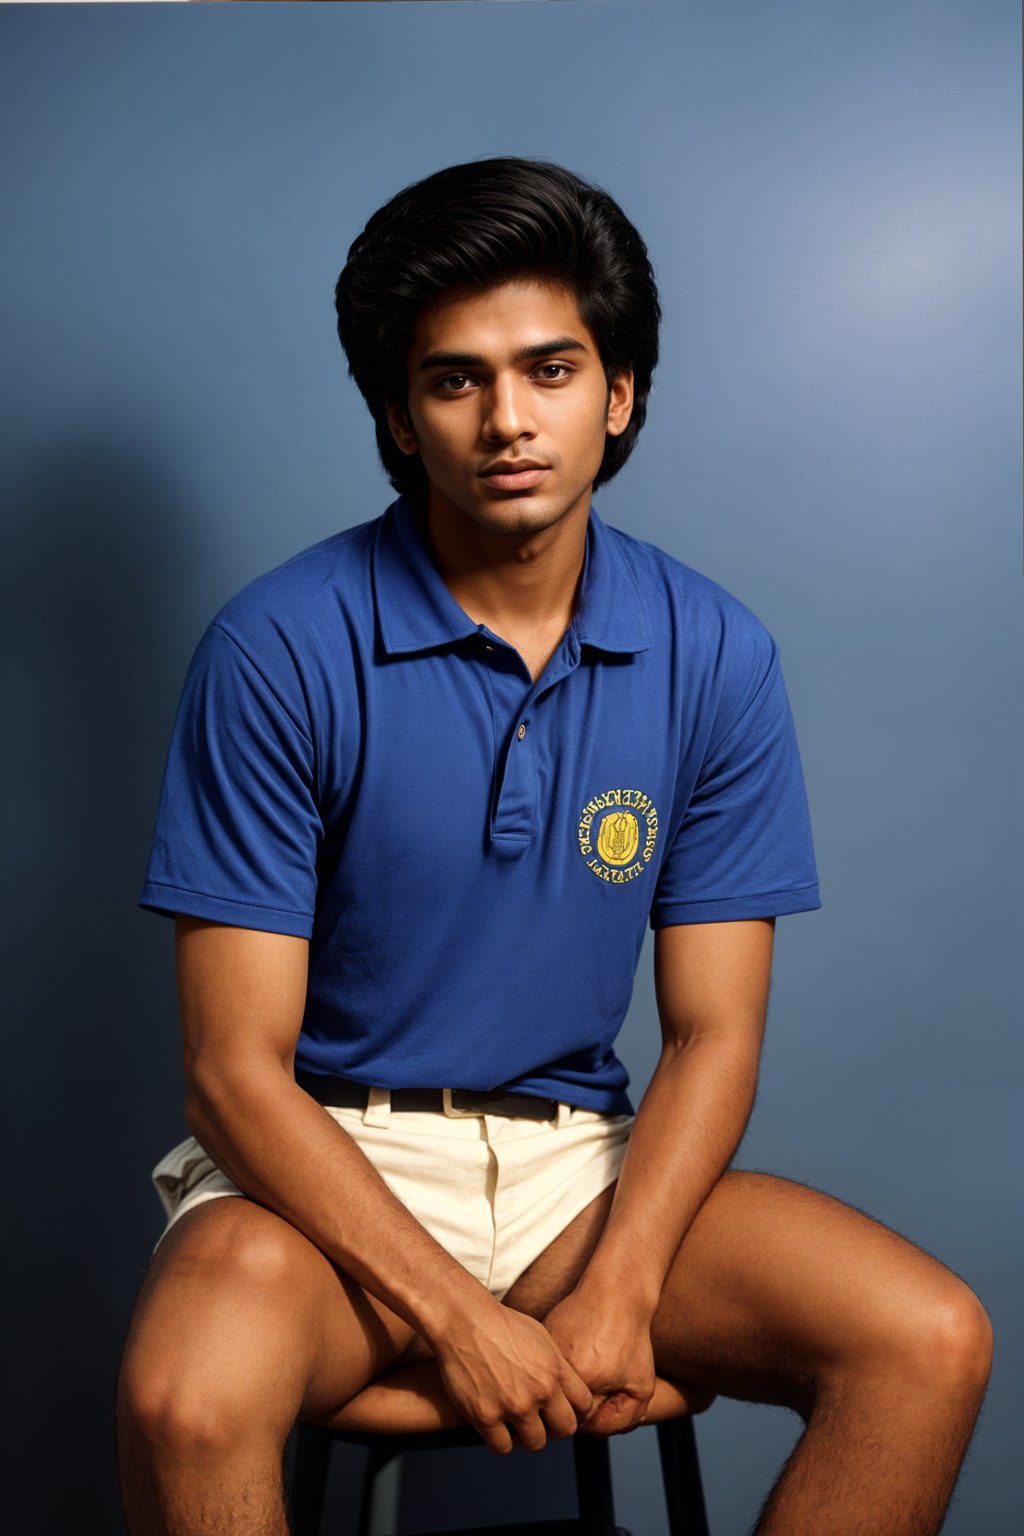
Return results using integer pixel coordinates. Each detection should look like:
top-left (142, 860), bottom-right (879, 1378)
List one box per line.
top-left (289, 1416), bottom-right (710, 1536)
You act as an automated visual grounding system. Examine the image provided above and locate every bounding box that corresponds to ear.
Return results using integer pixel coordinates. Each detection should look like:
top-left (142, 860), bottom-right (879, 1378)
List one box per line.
top-left (605, 370), bottom-right (634, 438)
top-left (386, 402), bottom-right (419, 457)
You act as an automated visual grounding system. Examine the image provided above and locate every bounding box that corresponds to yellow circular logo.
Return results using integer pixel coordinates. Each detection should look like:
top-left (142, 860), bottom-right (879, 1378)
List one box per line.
top-left (597, 811), bottom-right (639, 866)
top-left (577, 788), bottom-right (659, 885)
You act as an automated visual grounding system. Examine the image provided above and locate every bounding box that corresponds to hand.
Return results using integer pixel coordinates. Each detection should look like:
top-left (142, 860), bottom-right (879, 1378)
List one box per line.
top-left (543, 1290), bottom-right (656, 1436)
top-left (433, 1298), bottom-right (594, 1455)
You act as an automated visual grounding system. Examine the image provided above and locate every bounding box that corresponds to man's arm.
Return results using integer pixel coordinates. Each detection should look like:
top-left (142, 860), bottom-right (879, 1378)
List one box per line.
top-left (175, 917), bottom-right (593, 1453)
top-left (544, 917), bottom-right (774, 1433)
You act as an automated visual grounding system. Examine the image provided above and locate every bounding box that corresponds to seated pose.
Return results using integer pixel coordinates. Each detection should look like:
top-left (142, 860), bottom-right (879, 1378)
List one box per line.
top-left (118, 157), bottom-right (992, 1536)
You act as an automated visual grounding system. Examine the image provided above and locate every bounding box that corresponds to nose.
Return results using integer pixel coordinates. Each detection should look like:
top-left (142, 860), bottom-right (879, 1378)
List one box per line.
top-left (481, 373), bottom-right (536, 444)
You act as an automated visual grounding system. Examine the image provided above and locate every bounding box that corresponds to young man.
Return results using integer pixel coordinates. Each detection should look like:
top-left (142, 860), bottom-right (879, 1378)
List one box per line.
top-left (119, 158), bottom-right (991, 1536)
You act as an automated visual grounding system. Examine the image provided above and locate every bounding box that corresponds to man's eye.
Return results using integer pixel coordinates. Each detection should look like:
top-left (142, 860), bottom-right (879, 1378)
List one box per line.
top-left (535, 364), bottom-right (571, 381)
top-left (438, 374), bottom-right (472, 393)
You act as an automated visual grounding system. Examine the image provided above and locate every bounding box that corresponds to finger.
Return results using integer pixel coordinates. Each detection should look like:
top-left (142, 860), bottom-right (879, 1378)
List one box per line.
top-left (582, 1392), bottom-right (646, 1437)
top-left (512, 1411), bottom-right (548, 1454)
top-left (478, 1417), bottom-right (514, 1456)
top-left (578, 1392), bottom-right (608, 1430)
top-left (540, 1389), bottom-right (580, 1440)
top-left (559, 1364), bottom-right (595, 1422)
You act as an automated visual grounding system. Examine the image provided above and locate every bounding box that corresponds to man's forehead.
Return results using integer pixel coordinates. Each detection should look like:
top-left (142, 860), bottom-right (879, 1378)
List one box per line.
top-left (408, 278), bottom-right (595, 363)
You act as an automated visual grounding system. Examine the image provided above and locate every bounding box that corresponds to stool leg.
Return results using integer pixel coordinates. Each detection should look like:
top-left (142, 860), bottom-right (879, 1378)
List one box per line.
top-left (358, 1445), bottom-right (402, 1536)
top-left (656, 1419), bottom-right (710, 1536)
top-left (289, 1423), bottom-right (332, 1536)
top-left (573, 1434), bottom-right (617, 1536)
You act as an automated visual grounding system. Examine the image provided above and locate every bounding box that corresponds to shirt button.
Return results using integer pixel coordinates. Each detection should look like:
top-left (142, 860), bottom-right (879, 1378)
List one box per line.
top-left (484, 642), bottom-right (495, 652)
top-left (517, 722), bottom-right (527, 741)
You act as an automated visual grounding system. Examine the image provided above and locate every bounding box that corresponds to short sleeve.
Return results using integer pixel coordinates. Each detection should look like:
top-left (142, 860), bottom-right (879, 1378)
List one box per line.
top-left (650, 634), bottom-right (820, 927)
top-left (139, 622), bottom-right (321, 937)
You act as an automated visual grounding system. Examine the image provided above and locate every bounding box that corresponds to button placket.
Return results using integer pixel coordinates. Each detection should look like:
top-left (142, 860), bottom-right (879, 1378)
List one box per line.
top-left (478, 642), bottom-right (531, 847)
top-left (489, 633), bottom-right (579, 847)
top-left (491, 698), bottom-right (536, 843)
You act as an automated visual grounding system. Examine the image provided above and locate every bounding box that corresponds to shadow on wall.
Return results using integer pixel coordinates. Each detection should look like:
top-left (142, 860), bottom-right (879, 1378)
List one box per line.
top-left (1, 443), bottom-right (575, 1535)
top-left (3, 441), bottom-right (214, 1534)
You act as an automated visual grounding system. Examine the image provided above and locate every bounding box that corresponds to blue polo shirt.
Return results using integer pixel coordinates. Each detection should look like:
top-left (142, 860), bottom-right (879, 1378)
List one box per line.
top-left (141, 496), bottom-right (820, 1113)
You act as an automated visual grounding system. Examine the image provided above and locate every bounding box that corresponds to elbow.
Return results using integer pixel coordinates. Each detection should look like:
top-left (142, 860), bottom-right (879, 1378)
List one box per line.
top-left (658, 1024), bottom-right (764, 1110)
top-left (183, 1051), bottom-right (292, 1146)
top-left (660, 1019), bottom-right (762, 1064)
top-left (182, 1054), bottom-right (241, 1146)
top-left (184, 1066), bottom-right (220, 1146)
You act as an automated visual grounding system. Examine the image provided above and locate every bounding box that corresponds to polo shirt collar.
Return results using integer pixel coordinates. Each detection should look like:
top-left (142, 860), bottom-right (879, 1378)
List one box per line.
top-left (574, 506), bottom-right (651, 655)
top-left (374, 498), bottom-right (480, 655)
top-left (373, 496), bottom-right (650, 657)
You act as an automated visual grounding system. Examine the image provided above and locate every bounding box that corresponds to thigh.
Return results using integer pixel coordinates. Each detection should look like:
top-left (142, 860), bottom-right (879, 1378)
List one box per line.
top-left (393, 1183), bottom-right (617, 1367)
top-left (121, 1196), bottom-right (417, 1432)
top-left (650, 1170), bottom-right (970, 1413)
top-left (501, 1183), bottom-right (617, 1319)
top-left (502, 1170), bottom-right (970, 1415)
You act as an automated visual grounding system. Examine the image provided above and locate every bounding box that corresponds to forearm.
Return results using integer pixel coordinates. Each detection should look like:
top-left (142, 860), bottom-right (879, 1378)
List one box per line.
top-left (577, 1027), bottom-right (760, 1318)
top-left (173, 920), bottom-right (594, 1452)
top-left (538, 1031), bottom-right (757, 1435)
top-left (186, 1059), bottom-right (491, 1349)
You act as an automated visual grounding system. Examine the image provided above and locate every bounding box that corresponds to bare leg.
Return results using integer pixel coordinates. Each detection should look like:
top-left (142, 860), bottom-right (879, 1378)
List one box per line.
top-left (120, 1172), bottom-right (992, 1535)
top-left (117, 1198), bottom-right (416, 1536)
top-left (504, 1171), bottom-right (992, 1536)
top-left (651, 1173), bottom-right (991, 1536)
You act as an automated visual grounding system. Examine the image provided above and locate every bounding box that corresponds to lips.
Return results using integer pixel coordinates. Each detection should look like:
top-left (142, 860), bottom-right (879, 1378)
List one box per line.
top-left (479, 461), bottom-right (551, 491)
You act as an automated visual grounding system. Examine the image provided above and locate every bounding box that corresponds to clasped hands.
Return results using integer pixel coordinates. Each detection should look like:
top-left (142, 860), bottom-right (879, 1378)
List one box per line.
top-left (435, 1287), bottom-right (656, 1455)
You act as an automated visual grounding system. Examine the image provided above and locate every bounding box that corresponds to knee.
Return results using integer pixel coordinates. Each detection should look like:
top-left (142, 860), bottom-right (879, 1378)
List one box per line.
top-left (119, 1339), bottom-right (296, 1465)
top-left (894, 1276), bottom-right (993, 1401)
top-left (119, 1356), bottom-right (244, 1462)
top-left (178, 1201), bottom-right (304, 1295)
top-left (925, 1281), bottom-right (993, 1391)
top-left (118, 1209), bottom-right (312, 1461)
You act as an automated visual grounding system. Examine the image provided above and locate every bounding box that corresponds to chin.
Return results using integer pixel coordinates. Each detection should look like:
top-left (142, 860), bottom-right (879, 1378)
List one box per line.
top-left (473, 505), bottom-right (569, 538)
top-left (469, 486), bottom-right (587, 536)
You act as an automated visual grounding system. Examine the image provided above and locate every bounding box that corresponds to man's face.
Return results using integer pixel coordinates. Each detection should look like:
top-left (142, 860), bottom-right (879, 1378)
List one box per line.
top-left (387, 278), bottom-right (634, 540)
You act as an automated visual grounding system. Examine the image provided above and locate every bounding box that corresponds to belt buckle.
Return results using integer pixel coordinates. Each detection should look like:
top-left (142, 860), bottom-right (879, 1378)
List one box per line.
top-left (442, 1088), bottom-right (486, 1119)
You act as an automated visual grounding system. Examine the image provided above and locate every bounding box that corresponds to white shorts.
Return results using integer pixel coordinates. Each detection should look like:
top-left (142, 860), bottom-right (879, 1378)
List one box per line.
top-left (151, 1092), bottom-right (633, 1301)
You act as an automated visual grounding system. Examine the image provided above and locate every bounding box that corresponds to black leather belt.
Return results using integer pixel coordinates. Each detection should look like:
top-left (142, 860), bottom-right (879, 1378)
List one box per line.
top-left (295, 1070), bottom-right (559, 1122)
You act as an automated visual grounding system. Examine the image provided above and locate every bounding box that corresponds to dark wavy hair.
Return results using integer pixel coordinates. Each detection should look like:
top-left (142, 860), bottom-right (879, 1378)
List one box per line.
top-left (335, 157), bottom-right (661, 503)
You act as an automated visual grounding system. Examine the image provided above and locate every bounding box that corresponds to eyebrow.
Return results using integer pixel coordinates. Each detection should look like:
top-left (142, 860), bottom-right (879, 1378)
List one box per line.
top-left (416, 337), bottom-right (590, 373)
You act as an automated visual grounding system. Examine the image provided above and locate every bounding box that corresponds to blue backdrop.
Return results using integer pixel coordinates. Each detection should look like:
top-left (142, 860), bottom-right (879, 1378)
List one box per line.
top-left (2, 4), bottom-right (1020, 1532)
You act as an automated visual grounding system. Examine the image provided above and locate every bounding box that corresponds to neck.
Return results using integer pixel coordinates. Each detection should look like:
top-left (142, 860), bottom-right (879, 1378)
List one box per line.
top-left (425, 495), bottom-right (591, 638)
